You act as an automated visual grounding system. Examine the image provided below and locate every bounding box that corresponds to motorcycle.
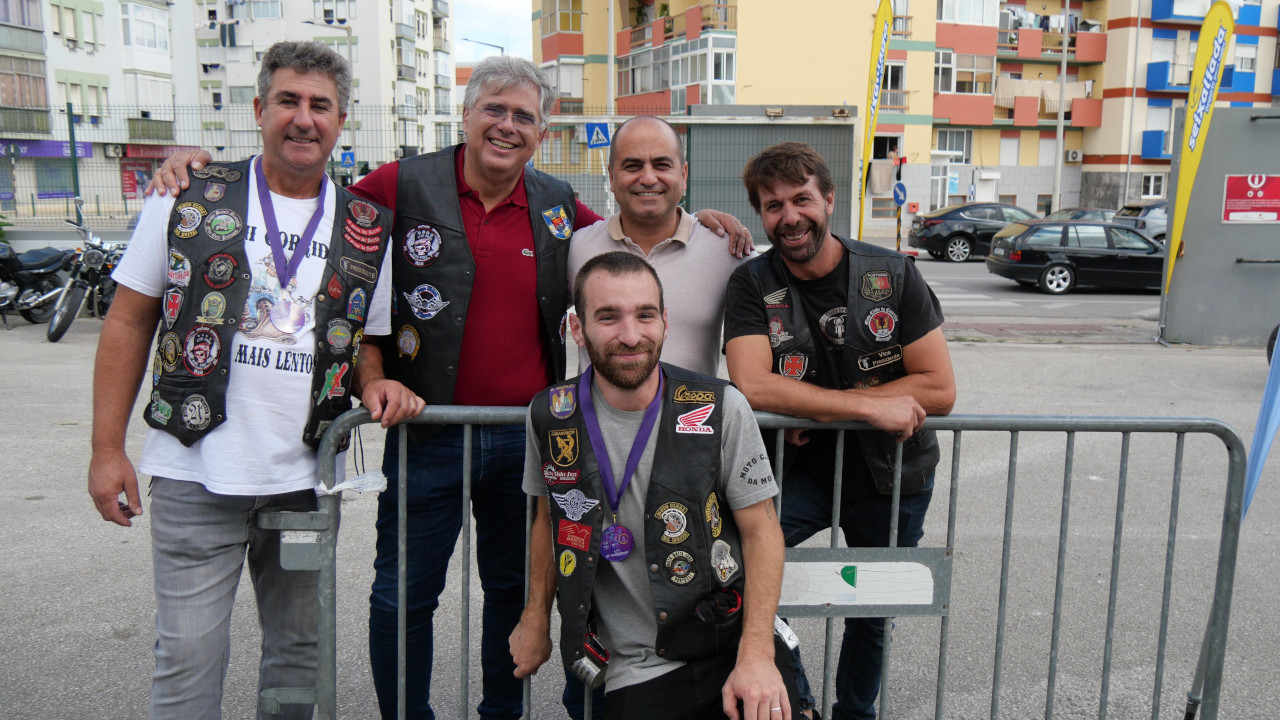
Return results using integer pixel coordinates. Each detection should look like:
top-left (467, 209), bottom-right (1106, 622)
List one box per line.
top-left (47, 209), bottom-right (125, 342)
top-left (0, 242), bottom-right (76, 328)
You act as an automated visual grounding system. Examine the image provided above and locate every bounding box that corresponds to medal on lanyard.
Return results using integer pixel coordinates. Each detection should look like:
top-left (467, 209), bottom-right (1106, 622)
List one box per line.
top-left (254, 156), bottom-right (328, 289)
top-left (579, 366), bottom-right (664, 562)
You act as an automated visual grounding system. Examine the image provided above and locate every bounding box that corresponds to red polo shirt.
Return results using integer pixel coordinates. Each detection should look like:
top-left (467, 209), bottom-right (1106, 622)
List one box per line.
top-left (350, 147), bottom-right (601, 406)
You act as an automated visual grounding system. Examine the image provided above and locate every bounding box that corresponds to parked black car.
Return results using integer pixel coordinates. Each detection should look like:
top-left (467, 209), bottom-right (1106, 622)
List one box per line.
top-left (1111, 200), bottom-right (1168, 244)
top-left (1044, 207), bottom-right (1116, 222)
top-left (908, 202), bottom-right (1037, 262)
top-left (985, 220), bottom-right (1165, 294)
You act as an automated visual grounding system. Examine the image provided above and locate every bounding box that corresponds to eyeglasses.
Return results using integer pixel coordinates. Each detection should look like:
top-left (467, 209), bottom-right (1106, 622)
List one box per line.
top-left (478, 104), bottom-right (540, 129)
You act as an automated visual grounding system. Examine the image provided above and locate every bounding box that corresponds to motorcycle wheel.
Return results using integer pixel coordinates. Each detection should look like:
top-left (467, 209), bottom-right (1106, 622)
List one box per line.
top-left (46, 284), bottom-right (86, 342)
top-left (18, 278), bottom-right (61, 324)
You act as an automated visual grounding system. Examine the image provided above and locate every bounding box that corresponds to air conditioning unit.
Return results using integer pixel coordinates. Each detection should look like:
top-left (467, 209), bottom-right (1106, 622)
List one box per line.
top-left (1064, 149), bottom-right (1083, 163)
top-left (105, 144), bottom-right (124, 158)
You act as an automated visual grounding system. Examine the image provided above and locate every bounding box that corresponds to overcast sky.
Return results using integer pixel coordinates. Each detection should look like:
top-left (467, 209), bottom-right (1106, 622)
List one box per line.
top-left (452, 0), bottom-right (534, 62)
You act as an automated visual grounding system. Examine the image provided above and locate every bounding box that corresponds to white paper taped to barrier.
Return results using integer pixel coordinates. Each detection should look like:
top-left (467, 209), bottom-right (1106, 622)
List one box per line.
top-left (780, 562), bottom-right (934, 607)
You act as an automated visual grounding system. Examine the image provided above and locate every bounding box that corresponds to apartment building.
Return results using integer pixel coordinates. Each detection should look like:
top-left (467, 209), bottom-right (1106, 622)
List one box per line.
top-left (0, 0), bottom-right (454, 218)
top-left (531, 0), bottom-right (1278, 232)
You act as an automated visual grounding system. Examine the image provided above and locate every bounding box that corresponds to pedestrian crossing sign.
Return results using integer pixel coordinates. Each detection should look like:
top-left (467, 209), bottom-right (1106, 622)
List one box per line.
top-left (586, 123), bottom-right (611, 149)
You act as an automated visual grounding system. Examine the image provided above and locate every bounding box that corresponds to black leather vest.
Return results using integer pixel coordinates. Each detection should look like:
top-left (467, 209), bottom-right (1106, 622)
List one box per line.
top-left (742, 237), bottom-right (939, 494)
top-left (384, 146), bottom-right (576, 411)
top-left (531, 364), bottom-right (747, 668)
top-left (143, 158), bottom-right (391, 448)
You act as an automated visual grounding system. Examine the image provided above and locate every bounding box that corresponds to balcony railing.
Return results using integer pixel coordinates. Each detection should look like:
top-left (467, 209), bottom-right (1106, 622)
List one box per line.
top-left (128, 117), bottom-right (176, 141)
top-left (433, 35), bottom-right (450, 53)
top-left (435, 74), bottom-right (450, 89)
top-left (0, 24), bottom-right (45, 54)
top-left (880, 89), bottom-right (908, 114)
top-left (892, 15), bottom-right (911, 39)
top-left (630, 25), bottom-right (651, 50)
top-left (396, 23), bottom-right (414, 41)
top-left (557, 98), bottom-right (584, 115)
top-left (397, 64), bottom-right (415, 81)
top-left (0, 106), bottom-right (51, 134)
top-left (432, 0), bottom-right (448, 18)
top-left (701, 2), bottom-right (736, 31)
top-left (663, 14), bottom-right (687, 41)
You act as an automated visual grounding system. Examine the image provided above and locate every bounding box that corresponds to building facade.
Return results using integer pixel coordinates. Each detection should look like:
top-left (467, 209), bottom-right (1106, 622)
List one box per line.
top-left (530, 0), bottom-right (1278, 234)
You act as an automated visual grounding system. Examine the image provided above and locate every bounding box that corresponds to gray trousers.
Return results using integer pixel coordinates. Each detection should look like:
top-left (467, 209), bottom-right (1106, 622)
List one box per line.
top-left (149, 476), bottom-right (318, 720)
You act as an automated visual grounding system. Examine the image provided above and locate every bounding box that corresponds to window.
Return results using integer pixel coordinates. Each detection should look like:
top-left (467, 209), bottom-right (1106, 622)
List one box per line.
top-left (313, 0), bottom-right (356, 20)
top-left (1038, 138), bottom-right (1057, 167)
top-left (999, 194), bottom-right (1017, 205)
top-left (231, 1), bottom-right (281, 19)
top-left (671, 86), bottom-right (686, 113)
top-left (999, 136), bottom-right (1019, 166)
top-left (121, 3), bottom-right (169, 51)
top-left (937, 0), bottom-right (997, 26)
top-left (211, 91), bottom-right (222, 110)
top-left (544, 61), bottom-right (584, 98)
top-left (873, 135), bottom-right (901, 160)
top-left (1111, 227), bottom-right (1151, 250)
top-left (1236, 45), bottom-right (1257, 73)
top-left (1070, 225), bottom-right (1108, 249)
top-left (954, 54), bottom-right (994, 93)
top-left (882, 63), bottom-right (906, 111)
top-left (0, 0), bottom-right (42, 29)
top-left (1142, 173), bottom-right (1167, 198)
top-left (713, 51), bottom-right (735, 81)
top-left (1037, 194), bottom-right (1053, 215)
top-left (872, 197), bottom-right (898, 219)
top-left (935, 129), bottom-right (972, 164)
top-left (1024, 225), bottom-right (1064, 248)
top-left (0, 56), bottom-right (48, 109)
top-left (934, 50), bottom-right (953, 92)
top-left (1002, 206), bottom-right (1035, 221)
top-left (541, 0), bottom-right (583, 35)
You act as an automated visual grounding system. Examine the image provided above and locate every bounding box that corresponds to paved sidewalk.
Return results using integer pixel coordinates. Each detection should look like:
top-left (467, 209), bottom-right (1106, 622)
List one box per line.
top-left (0, 317), bottom-right (1275, 719)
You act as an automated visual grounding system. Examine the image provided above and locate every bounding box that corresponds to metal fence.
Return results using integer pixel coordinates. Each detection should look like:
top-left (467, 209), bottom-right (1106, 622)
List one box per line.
top-left (1, 104), bottom-right (857, 240)
top-left (264, 407), bottom-right (1247, 720)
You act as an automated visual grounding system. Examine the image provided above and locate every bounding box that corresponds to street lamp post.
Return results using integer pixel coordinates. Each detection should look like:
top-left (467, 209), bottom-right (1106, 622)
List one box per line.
top-left (303, 18), bottom-right (354, 180)
top-left (460, 37), bottom-right (505, 56)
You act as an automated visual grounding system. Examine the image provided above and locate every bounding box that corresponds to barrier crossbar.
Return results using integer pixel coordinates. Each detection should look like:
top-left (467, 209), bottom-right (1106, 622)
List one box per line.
top-left (287, 408), bottom-right (1244, 720)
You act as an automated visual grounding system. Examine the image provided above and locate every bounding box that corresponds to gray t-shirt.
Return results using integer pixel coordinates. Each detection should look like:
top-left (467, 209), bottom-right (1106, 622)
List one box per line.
top-left (523, 379), bottom-right (776, 691)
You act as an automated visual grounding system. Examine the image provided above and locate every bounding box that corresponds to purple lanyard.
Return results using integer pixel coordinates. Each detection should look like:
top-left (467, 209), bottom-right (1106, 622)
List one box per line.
top-left (578, 366), bottom-right (664, 516)
top-left (254, 156), bottom-right (328, 288)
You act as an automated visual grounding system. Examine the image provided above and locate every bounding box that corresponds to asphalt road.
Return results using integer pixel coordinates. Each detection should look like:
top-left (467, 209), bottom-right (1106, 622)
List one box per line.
top-left (0, 295), bottom-right (1276, 718)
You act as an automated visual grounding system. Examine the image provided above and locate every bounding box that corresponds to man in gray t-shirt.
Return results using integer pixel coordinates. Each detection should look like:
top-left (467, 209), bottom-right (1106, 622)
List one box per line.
top-left (510, 252), bottom-right (801, 720)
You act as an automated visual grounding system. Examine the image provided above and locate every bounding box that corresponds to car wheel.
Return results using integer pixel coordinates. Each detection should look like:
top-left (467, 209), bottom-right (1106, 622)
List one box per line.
top-left (945, 236), bottom-right (972, 262)
top-left (927, 250), bottom-right (944, 259)
top-left (1038, 264), bottom-right (1075, 294)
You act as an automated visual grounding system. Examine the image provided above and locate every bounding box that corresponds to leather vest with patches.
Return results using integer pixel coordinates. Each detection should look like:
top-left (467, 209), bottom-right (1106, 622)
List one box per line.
top-left (531, 364), bottom-right (747, 668)
top-left (385, 146), bottom-right (575, 418)
top-left (742, 237), bottom-right (939, 494)
top-left (143, 158), bottom-right (392, 449)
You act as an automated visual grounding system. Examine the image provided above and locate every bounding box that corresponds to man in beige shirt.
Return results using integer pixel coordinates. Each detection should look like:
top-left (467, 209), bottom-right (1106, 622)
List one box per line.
top-left (568, 116), bottom-right (750, 377)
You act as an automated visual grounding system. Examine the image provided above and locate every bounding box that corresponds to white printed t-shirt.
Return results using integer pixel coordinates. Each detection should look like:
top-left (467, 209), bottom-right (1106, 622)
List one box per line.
top-left (113, 158), bottom-right (392, 495)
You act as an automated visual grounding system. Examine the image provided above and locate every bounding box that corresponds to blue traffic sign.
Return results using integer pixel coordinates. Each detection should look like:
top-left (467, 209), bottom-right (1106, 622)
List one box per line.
top-left (340, 151), bottom-right (355, 168)
top-left (586, 123), bottom-right (611, 149)
top-left (892, 182), bottom-right (907, 206)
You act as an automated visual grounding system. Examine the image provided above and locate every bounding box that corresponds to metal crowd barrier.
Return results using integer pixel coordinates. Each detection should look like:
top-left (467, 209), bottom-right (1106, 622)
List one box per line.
top-left (269, 408), bottom-right (1244, 720)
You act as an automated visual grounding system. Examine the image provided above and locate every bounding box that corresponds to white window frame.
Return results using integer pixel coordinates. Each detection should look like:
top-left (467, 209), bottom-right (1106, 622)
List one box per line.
top-left (935, 129), bottom-right (972, 164)
top-left (1236, 45), bottom-right (1257, 73)
top-left (1142, 173), bottom-right (1167, 199)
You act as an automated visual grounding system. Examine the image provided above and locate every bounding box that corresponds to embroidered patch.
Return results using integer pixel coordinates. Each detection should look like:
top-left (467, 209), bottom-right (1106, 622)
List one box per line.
top-left (858, 345), bottom-right (902, 372)
top-left (167, 248), bottom-right (191, 287)
top-left (541, 205), bottom-right (572, 240)
top-left (558, 549), bottom-right (577, 577)
top-left (655, 502), bottom-right (691, 544)
top-left (552, 489), bottom-right (600, 522)
top-left (181, 394), bottom-right (212, 431)
top-left (396, 325), bottom-right (420, 360)
top-left (327, 319), bottom-right (353, 353)
top-left (543, 463), bottom-right (580, 486)
top-left (327, 274), bottom-right (344, 299)
top-left (196, 292), bottom-right (227, 325)
top-left (204, 208), bottom-right (243, 242)
top-left (347, 288), bottom-right (367, 322)
top-left (160, 332), bottom-right (181, 372)
top-left (767, 316), bottom-right (793, 348)
top-left (865, 307), bottom-right (899, 342)
top-left (183, 326), bottom-right (220, 377)
top-left (762, 288), bottom-right (788, 308)
top-left (665, 550), bottom-right (695, 584)
top-left (340, 257), bottom-right (378, 285)
top-left (705, 493), bottom-right (723, 539)
top-left (403, 224), bottom-right (443, 267)
top-left (712, 539), bottom-right (740, 583)
top-left (549, 385), bottom-right (576, 419)
top-left (317, 362), bottom-right (350, 404)
top-left (819, 307), bottom-right (848, 346)
top-left (675, 404), bottom-right (714, 435)
top-left (861, 271), bottom-right (893, 301)
top-left (402, 284), bottom-right (449, 321)
top-left (173, 202), bottom-right (206, 239)
top-left (150, 391), bottom-right (173, 426)
top-left (778, 353), bottom-right (808, 380)
top-left (204, 253), bottom-right (237, 290)
top-left (549, 428), bottom-right (578, 467)
top-left (203, 182), bottom-right (226, 202)
top-left (192, 165), bottom-right (242, 182)
top-left (557, 519), bottom-right (592, 552)
top-left (347, 199), bottom-right (379, 228)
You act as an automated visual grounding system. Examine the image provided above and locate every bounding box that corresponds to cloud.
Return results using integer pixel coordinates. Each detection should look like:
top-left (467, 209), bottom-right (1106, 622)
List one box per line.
top-left (452, 0), bottom-right (534, 62)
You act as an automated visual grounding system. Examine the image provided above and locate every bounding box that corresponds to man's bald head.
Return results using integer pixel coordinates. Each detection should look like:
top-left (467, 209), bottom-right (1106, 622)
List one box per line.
top-left (608, 116), bottom-right (685, 170)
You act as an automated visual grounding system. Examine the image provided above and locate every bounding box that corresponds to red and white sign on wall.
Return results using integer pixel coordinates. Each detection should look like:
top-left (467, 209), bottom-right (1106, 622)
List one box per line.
top-left (1222, 174), bottom-right (1280, 223)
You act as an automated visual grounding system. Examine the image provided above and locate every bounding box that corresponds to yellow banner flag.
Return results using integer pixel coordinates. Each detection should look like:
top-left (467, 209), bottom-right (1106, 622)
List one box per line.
top-left (857, 0), bottom-right (894, 243)
top-left (1165, 1), bottom-right (1234, 291)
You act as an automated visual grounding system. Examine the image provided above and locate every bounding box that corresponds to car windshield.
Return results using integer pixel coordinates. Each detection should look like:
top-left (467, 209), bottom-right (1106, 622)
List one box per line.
top-left (1045, 210), bottom-right (1074, 220)
top-left (1116, 206), bottom-right (1142, 217)
top-left (994, 222), bottom-right (1030, 239)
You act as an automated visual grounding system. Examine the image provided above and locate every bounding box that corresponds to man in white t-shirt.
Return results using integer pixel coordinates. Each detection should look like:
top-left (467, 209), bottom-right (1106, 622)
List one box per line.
top-left (88, 42), bottom-right (422, 719)
top-left (567, 116), bottom-right (751, 377)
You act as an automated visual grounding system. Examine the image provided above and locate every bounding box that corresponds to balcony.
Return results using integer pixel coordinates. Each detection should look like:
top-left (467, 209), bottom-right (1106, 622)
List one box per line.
top-left (0, 23), bottom-right (46, 54)
top-left (397, 64), bottom-right (415, 81)
top-left (128, 117), bottom-right (175, 142)
top-left (0, 106), bottom-right (51, 134)
top-left (1146, 60), bottom-right (1234, 93)
top-left (1142, 129), bottom-right (1173, 159)
top-left (701, 3), bottom-right (736, 31)
top-left (892, 15), bottom-right (911, 39)
top-left (396, 23), bottom-right (414, 41)
top-left (1273, 67), bottom-right (1280, 96)
top-left (435, 98), bottom-right (453, 114)
top-left (880, 89), bottom-right (908, 114)
top-left (1151, 0), bottom-right (1210, 25)
top-left (630, 25), bottom-right (652, 50)
top-left (997, 28), bottom-right (1107, 63)
top-left (663, 14), bottom-right (687, 41)
top-left (433, 35), bottom-right (450, 53)
top-left (555, 98), bottom-right (584, 114)
top-left (396, 104), bottom-right (418, 119)
top-left (432, 0), bottom-right (448, 18)
top-left (435, 74), bottom-right (450, 89)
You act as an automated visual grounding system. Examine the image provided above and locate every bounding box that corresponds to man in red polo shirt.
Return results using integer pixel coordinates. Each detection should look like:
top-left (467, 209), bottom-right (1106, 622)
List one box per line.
top-left (148, 56), bottom-right (748, 720)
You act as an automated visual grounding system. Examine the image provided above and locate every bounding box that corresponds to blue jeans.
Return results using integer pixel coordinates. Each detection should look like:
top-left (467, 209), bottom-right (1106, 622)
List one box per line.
top-left (779, 466), bottom-right (933, 720)
top-left (149, 477), bottom-right (319, 720)
top-left (369, 425), bottom-right (527, 720)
